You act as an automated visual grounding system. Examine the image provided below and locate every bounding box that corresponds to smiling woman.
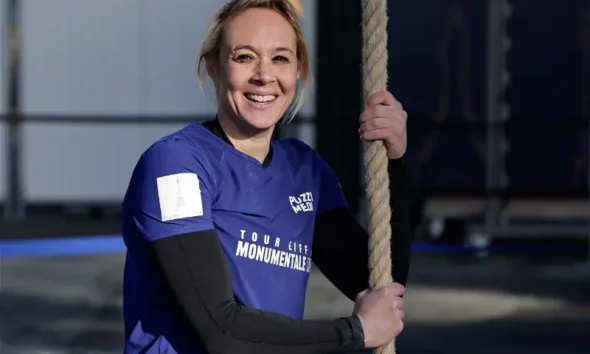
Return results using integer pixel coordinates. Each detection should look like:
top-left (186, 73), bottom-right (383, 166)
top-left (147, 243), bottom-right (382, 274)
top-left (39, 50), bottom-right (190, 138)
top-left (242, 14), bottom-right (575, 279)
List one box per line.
top-left (196, 0), bottom-right (311, 164)
top-left (120, 1), bottom-right (412, 353)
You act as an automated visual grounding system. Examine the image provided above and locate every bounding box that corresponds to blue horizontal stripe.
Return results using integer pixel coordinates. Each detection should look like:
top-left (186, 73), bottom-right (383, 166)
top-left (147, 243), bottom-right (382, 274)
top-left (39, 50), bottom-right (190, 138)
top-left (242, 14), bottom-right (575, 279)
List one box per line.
top-left (0, 234), bottom-right (584, 259)
top-left (0, 235), bottom-right (126, 258)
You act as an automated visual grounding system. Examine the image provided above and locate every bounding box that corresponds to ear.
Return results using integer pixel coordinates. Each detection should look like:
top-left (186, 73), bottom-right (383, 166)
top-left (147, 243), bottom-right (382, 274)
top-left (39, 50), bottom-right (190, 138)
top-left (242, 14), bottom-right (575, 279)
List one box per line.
top-left (205, 56), bottom-right (217, 81)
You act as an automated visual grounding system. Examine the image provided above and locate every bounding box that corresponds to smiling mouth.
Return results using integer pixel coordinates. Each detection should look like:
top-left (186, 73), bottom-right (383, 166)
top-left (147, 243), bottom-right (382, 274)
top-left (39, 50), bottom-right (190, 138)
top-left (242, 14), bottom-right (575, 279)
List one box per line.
top-left (245, 93), bottom-right (278, 104)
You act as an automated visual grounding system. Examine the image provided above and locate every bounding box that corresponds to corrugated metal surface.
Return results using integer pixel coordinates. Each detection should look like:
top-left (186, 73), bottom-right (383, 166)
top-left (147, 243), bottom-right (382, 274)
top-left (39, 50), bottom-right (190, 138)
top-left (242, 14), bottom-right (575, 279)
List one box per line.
top-left (0, 120), bottom-right (4, 202)
top-left (387, 0), bottom-right (588, 197)
top-left (20, 0), bottom-right (144, 115)
top-left (0, 0), bottom-right (6, 201)
top-left (20, 0), bottom-right (144, 202)
top-left (506, 0), bottom-right (588, 197)
top-left (388, 0), bottom-right (488, 195)
top-left (18, 0), bottom-right (317, 202)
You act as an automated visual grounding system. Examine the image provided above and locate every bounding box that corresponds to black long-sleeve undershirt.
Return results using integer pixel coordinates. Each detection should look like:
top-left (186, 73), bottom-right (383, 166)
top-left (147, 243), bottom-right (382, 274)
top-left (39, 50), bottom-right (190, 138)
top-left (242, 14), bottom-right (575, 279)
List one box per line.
top-left (148, 157), bottom-right (411, 353)
top-left (147, 119), bottom-right (411, 352)
top-left (151, 230), bottom-right (365, 354)
top-left (312, 157), bottom-right (412, 301)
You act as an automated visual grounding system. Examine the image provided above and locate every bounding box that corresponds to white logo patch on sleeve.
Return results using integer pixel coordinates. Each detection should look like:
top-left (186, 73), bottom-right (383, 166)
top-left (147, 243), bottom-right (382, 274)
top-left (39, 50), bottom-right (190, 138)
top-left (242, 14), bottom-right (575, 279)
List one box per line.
top-left (156, 172), bottom-right (203, 221)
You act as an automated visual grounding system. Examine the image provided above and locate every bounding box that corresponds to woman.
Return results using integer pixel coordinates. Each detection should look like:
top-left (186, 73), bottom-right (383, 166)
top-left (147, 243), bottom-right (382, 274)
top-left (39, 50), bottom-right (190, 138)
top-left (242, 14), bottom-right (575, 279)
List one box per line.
top-left (121, 0), bottom-right (412, 353)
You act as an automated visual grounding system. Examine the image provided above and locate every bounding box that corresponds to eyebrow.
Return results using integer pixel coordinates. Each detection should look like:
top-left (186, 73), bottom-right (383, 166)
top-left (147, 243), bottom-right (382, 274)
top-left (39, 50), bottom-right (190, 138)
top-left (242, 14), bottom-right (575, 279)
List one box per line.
top-left (233, 45), bottom-right (294, 54)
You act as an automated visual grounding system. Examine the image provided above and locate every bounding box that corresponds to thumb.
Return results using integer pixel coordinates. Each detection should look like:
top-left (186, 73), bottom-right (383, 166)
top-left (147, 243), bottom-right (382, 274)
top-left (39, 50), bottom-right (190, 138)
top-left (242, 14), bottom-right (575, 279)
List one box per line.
top-left (355, 289), bottom-right (369, 300)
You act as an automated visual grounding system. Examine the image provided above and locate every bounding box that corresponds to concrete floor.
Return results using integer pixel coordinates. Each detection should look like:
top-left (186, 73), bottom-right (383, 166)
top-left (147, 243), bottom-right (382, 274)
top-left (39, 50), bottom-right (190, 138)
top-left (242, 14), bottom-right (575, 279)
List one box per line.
top-left (0, 252), bottom-right (588, 354)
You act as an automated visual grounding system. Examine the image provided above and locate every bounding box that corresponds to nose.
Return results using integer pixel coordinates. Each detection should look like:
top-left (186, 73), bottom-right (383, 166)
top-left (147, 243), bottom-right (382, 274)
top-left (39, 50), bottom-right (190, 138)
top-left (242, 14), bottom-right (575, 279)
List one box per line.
top-left (252, 58), bottom-right (275, 85)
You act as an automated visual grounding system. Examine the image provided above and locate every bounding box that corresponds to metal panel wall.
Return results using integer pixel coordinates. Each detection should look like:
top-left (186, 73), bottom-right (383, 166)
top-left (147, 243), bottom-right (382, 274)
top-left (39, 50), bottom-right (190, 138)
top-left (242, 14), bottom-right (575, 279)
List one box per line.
top-left (19, 0), bottom-right (317, 203)
top-left (506, 0), bottom-right (589, 197)
top-left (20, 0), bottom-right (143, 115)
top-left (20, 0), bottom-right (144, 202)
top-left (0, 0), bottom-right (6, 202)
top-left (388, 0), bottom-right (488, 196)
top-left (296, 0), bottom-right (317, 120)
top-left (280, 0), bottom-right (316, 148)
top-left (316, 0), bottom-right (363, 213)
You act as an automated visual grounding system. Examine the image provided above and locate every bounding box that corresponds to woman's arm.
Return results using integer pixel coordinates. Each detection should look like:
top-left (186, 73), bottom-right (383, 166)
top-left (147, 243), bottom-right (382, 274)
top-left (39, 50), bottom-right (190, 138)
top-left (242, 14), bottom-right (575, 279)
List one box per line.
top-left (312, 158), bottom-right (412, 301)
top-left (150, 229), bottom-right (365, 354)
top-left (125, 140), bottom-right (366, 354)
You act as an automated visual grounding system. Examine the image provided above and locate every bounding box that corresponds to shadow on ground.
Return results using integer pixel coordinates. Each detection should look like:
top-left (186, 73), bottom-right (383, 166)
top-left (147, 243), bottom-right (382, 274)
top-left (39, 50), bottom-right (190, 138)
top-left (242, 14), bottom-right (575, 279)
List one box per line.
top-left (0, 291), bottom-right (123, 353)
top-left (407, 253), bottom-right (590, 307)
top-left (0, 253), bottom-right (588, 353)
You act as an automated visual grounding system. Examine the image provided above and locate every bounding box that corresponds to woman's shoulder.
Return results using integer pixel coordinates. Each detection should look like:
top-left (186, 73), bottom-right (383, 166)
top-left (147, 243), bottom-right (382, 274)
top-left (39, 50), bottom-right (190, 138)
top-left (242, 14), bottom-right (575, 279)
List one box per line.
top-left (275, 138), bottom-right (333, 172)
top-left (132, 124), bottom-right (226, 185)
top-left (142, 123), bottom-right (225, 163)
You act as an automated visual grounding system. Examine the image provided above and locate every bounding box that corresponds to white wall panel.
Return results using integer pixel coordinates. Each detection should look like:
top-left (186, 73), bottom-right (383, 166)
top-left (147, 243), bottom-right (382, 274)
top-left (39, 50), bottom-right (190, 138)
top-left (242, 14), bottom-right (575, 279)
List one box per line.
top-left (0, 0), bottom-right (5, 115)
top-left (0, 122), bottom-right (4, 202)
top-left (0, 0), bottom-right (6, 201)
top-left (22, 124), bottom-right (142, 202)
top-left (139, 0), bottom-right (218, 116)
top-left (19, 0), bottom-right (318, 203)
top-left (298, 0), bottom-right (317, 119)
top-left (19, 0), bottom-right (142, 202)
top-left (20, 0), bottom-right (142, 115)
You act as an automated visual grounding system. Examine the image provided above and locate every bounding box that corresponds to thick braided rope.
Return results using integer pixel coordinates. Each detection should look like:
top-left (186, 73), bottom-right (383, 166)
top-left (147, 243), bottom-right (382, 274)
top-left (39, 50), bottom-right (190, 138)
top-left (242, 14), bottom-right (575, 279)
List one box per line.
top-left (362, 0), bottom-right (395, 353)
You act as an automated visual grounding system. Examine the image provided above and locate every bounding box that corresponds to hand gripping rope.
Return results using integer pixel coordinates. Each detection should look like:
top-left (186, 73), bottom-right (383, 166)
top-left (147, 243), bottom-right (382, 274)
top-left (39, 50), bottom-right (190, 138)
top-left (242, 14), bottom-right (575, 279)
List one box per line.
top-left (361, 0), bottom-right (396, 353)
top-left (289, 0), bottom-right (395, 352)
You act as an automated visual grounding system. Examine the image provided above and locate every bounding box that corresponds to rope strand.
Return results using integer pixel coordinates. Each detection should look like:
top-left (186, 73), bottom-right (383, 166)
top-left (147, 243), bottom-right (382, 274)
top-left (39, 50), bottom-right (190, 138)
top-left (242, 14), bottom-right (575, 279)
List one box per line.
top-left (362, 0), bottom-right (395, 353)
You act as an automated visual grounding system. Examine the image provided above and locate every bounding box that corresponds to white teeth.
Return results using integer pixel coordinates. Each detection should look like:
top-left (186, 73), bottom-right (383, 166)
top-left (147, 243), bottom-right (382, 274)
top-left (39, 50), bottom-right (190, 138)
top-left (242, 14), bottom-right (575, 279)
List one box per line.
top-left (246, 94), bottom-right (276, 103)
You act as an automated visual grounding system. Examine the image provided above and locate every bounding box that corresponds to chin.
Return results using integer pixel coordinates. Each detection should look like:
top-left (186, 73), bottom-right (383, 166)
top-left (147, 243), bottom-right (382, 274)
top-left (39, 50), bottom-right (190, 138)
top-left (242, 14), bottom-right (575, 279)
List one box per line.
top-left (240, 112), bottom-right (282, 131)
top-left (237, 96), bottom-right (290, 131)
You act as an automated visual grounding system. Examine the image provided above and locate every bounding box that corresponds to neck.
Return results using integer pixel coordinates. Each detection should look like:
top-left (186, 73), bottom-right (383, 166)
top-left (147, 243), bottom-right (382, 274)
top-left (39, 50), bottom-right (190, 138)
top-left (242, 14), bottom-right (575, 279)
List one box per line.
top-left (217, 114), bottom-right (274, 164)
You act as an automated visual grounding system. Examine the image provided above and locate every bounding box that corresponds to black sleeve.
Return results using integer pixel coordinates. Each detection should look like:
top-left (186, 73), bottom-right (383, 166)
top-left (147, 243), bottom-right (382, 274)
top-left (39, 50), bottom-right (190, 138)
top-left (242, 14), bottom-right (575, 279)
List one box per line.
top-left (312, 157), bottom-right (413, 302)
top-left (151, 230), bottom-right (366, 354)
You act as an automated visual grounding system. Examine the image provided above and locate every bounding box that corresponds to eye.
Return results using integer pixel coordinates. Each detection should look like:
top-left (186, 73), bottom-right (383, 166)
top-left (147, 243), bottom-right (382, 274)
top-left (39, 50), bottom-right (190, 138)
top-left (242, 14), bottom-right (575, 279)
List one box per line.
top-left (235, 54), bottom-right (254, 63)
top-left (274, 55), bottom-right (290, 63)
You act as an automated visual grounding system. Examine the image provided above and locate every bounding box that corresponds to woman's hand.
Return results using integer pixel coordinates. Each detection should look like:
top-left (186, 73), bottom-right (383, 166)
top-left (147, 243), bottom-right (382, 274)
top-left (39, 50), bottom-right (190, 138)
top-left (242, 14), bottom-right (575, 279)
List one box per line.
top-left (359, 91), bottom-right (408, 160)
top-left (353, 282), bottom-right (405, 348)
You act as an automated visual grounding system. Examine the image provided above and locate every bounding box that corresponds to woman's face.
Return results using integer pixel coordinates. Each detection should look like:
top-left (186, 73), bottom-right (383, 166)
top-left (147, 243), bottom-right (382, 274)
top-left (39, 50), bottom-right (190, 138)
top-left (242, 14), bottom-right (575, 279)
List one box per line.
top-left (211, 8), bottom-right (300, 133)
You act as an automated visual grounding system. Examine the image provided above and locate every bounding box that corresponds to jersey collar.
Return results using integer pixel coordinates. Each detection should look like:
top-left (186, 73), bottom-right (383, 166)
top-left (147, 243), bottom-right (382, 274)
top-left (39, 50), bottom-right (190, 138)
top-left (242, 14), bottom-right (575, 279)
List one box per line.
top-left (201, 117), bottom-right (274, 168)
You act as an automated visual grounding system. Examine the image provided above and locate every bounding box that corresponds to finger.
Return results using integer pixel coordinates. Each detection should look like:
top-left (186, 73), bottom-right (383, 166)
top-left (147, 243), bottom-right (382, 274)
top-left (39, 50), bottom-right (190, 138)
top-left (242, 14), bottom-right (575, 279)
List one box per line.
top-left (359, 106), bottom-right (408, 124)
top-left (396, 298), bottom-right (404, 309)
top-left (391, 297), bottom-right (404, 309)
top-left (376, 283), bottom-right (405, 298)
top-left (389, 282), bottom-right (406, 296)
top-left (359, 105), bottom-right (393, 123)
top-left (360, 128), bottom-right (390, 142)
top-left (359, 118), bottom-right (399, 134)
top-left (355, 289), bottom-right (369, 300)
top-left (361, 127), bottom-right (405, 143)
top-left (366, 90), bottom-right (398, 108)
top-left (396, 319), bottom-right (405, 334)
top-left (398, 108), bottom-right (408, 121)
top-left (373, 283), bottom-right (396, 296)
top-left (361, 120), bottom-right (405, 139)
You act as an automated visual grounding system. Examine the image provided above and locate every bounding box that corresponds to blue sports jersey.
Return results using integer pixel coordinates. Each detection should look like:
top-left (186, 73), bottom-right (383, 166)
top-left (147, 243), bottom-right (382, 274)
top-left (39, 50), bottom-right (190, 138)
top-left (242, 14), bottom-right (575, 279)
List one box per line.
top-left (121, 123), bottom-right (348, 353)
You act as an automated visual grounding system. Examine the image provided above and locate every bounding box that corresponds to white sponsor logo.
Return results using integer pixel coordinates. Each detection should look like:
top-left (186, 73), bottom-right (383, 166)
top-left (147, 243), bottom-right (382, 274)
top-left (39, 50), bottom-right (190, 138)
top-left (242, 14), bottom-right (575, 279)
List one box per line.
top-left (289, 192), bottom-right (314, 213)
top-left (156, 173), bottom-right (203, 221)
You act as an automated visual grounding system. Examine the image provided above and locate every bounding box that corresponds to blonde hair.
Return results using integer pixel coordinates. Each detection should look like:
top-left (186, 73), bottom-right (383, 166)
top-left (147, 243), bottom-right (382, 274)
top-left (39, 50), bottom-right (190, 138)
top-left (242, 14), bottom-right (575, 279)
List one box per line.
top-left (197, 0), bottom-right (311, 125)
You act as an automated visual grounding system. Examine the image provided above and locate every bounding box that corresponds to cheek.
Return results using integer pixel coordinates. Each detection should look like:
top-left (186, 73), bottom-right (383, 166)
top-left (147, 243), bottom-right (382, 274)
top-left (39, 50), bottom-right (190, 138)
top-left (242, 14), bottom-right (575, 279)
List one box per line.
top-left (222, 65), bottom-right (251, 93)
top-left (279, 69), bottom-right (300, 94)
